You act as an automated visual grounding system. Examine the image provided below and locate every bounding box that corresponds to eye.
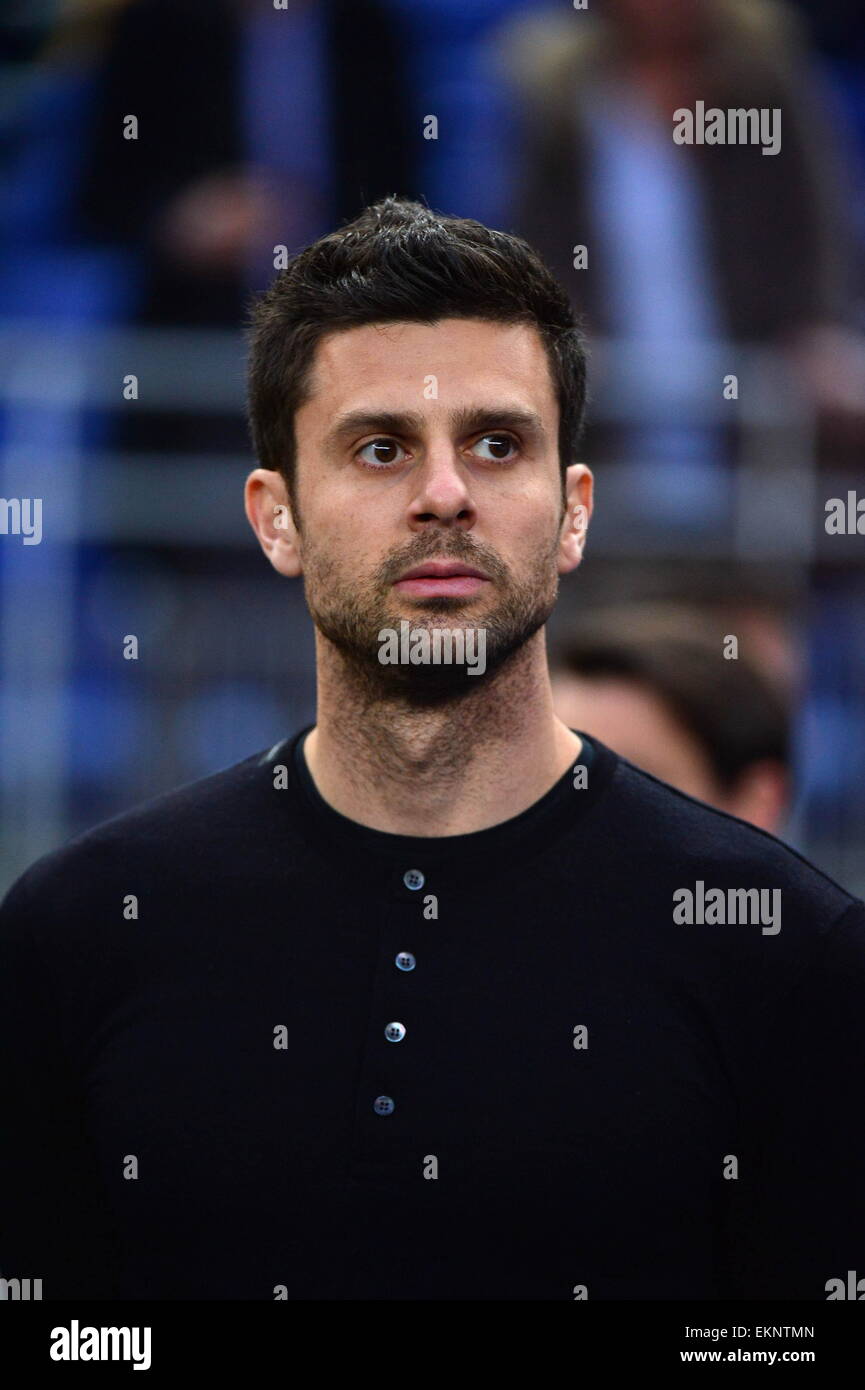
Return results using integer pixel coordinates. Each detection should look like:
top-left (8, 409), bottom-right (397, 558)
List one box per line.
top-left (469, 433), bottom-right (519, 462)
top-left (356, 438), bottom-right (408, 469)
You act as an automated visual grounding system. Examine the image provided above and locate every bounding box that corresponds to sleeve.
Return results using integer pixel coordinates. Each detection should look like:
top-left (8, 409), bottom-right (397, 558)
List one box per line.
top-left (726, 899), bottom-right (865, 1299)
top-left (0, 873), bottom-right (120, 1299)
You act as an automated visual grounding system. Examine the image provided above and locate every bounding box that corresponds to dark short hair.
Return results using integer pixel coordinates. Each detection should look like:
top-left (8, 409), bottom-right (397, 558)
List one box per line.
top-left (553, 608), bottom-right (791, 790)
top-left (245, 196), bottom-right (588, 514)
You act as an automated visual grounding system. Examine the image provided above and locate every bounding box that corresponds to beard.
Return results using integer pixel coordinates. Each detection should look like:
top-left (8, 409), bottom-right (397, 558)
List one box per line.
top-left (299, 528), bottom-right (561, 704)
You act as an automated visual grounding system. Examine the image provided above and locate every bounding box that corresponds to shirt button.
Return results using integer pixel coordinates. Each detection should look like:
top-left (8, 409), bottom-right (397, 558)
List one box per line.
top-left (384, 1021), bottom-right (406, 1042)
top-left (374, 1095), bottom-right (395, 1115)
top-left (403, 868), bottom-right (425, 891)
top-left (395, 952), bottom-right (416, 971)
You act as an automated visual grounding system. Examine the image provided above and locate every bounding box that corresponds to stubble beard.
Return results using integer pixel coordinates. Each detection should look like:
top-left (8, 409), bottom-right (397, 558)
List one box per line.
top-left (300, 530), bottom-right (562, 706)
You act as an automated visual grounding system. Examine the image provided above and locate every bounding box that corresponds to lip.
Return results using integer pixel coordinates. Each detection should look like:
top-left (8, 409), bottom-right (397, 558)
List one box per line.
top-left (393, 560), bottom-right (491, 599)
top-left (396, 562), bottom-right (489, 582)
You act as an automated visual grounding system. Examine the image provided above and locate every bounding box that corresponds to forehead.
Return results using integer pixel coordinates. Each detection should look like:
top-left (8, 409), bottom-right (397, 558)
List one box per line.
top-left (302, 318), bottom-right (558, 416)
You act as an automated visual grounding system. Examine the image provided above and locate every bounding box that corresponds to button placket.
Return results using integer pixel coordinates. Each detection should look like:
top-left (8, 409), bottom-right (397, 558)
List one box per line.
top-left (352, 875), bottom-right (433, 1155)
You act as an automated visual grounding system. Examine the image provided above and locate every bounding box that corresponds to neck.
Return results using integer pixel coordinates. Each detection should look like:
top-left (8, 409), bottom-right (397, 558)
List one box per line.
top-left (303, 629), bottom-right (582, 836)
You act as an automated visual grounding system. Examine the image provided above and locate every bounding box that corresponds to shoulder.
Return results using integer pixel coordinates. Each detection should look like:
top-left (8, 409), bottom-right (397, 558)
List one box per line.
top-left (0, 737), bottom-right (300, 929)
top-left (598, 748), bottom-right (860, 928)
top-left (581, 746), bottom-right (865, 1008)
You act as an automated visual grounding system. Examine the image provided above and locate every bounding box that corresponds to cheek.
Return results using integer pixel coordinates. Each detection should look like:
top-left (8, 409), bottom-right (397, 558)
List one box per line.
top-left (302, 495), bottom-right (362, 561)
top-left (498, 487), bottom-right (560, 539)
top-left (305, 532), bottom-right (383, 591)
top-left (317, 486), bottom-right (397, 549)
top-left (522, 509), bottom-right (567, 562)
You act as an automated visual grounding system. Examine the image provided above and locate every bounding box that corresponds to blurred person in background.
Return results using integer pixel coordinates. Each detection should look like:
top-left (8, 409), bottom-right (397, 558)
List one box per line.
top-left (71, 0), bottom-right (416, 451)
top-left (495, 0), bottom-right (865, 523)
top-left (2, 0), bottom-right (414, 321)
top-left (75, 0), bottom-right (414, 322)
top-left (551, 607), bottom-right (792, 834)
top-left (495, 0), bottom-right (865, 891)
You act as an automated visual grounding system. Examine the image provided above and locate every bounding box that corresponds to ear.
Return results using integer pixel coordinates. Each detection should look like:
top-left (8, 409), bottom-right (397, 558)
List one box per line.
top-left (244, 469), bottom-right (303, 578)
top-left (559, 463), bottom-right (593, 576)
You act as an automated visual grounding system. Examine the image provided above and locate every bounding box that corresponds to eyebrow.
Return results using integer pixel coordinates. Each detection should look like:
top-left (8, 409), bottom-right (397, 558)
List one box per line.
top-left (324, 405), bottom-right (548, 449)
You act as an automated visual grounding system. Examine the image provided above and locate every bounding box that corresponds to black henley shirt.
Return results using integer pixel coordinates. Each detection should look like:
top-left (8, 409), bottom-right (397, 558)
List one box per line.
top-left (1, 726), bottom-right (863, 1300)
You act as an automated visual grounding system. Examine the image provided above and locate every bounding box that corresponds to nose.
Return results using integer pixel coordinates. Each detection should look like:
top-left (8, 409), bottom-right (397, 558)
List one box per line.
top-left (406, 448), bottom-right (477, 534)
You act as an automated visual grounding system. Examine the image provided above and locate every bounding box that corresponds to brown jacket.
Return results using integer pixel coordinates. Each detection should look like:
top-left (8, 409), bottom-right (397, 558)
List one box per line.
top-left (494, 0), bottom-right (855, 341)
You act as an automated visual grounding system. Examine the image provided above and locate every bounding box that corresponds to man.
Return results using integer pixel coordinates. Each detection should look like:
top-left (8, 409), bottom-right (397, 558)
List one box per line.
top-left (1, 197), bottom-right (863, 1300)
top-left (551, 607), bottom-right (791, 833)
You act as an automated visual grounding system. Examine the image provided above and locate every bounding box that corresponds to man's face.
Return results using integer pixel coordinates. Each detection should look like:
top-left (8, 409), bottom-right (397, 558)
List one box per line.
top-left (552, 673), bottom-right (720, 800)
top-left (283, 317), bottom-right (589, 696)
top-left (551, 670), bottom-right (789, 833)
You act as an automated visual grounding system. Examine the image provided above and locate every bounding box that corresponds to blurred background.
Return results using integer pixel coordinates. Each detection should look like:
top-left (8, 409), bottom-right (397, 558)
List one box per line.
top-left (1, 0), bottom-right (864, 895)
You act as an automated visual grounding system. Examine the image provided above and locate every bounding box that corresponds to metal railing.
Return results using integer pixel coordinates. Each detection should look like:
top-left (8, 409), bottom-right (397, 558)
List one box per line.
top-left (1, 321), bottom-right (862, 893)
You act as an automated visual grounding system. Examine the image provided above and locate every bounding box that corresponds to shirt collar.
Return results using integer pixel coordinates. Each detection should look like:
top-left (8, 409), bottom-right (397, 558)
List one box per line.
top-left (268, 723), bottom-right (619, 891)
